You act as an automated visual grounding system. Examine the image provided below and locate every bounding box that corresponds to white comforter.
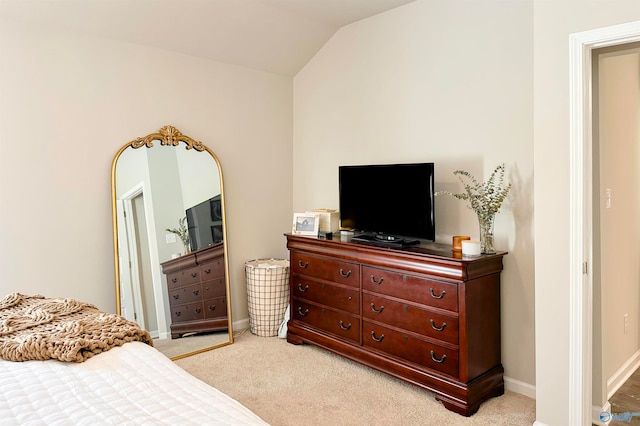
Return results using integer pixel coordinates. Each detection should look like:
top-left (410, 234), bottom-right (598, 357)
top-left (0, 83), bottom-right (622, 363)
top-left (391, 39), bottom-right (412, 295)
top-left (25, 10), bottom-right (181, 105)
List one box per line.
top-left (0, 342), bottom-right (268, 425)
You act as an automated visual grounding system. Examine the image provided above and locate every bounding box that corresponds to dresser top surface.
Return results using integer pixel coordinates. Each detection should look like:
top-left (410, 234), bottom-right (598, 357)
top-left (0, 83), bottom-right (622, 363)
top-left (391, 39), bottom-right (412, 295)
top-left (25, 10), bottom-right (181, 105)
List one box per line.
top-left (285, 233), bottom-right (506, 263)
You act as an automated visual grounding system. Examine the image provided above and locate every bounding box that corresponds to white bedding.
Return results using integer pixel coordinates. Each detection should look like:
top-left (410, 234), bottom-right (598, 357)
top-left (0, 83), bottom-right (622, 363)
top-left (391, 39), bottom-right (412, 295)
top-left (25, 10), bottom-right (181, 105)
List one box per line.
top-left (0, 342), bottom-right (269, 425)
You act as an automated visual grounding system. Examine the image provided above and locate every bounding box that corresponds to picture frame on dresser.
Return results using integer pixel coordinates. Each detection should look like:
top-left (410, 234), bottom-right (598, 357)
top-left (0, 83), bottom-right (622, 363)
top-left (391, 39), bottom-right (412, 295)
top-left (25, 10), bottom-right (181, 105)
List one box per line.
top-left (292, 212), bottom-right (319, 236)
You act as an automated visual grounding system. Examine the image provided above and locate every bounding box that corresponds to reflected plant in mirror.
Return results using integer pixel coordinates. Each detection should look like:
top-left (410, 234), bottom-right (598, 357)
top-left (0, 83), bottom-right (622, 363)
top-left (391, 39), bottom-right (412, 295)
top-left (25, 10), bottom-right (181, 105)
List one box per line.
top-left (166, 217), bottom-right (190, 255)
top-left (111, 125), bottom-right (233, 360)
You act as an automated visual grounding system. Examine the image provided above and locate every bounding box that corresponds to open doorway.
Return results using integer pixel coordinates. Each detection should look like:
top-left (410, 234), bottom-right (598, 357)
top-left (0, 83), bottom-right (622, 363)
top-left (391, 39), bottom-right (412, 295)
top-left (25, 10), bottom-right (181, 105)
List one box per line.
top-left (116, 183), bottom-right (159, 338)
top-left (592, 42), bottom-right (640, 421)
top-left (568, 20), bottom-right (640, 425)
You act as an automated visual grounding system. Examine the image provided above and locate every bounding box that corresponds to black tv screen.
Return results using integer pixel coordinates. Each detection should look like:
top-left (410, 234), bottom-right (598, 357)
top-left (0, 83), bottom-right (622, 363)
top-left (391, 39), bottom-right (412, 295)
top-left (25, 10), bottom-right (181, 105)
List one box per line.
top-left (185, 195), bottom-right (223, 251)
top-left (339, 163), bottom-right (435, 242)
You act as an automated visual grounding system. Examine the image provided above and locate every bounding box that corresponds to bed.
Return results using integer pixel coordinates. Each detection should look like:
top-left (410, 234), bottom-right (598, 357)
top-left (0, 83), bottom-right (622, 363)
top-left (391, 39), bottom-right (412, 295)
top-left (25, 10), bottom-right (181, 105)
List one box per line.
top-left (0, 293), bottom-right (268, 425)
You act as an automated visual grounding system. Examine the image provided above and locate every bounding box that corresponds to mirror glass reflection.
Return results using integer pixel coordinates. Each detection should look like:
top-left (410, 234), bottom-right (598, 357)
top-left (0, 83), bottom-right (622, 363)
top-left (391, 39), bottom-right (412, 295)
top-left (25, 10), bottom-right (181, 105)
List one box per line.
top-left (112, 126), bottom-right (232, 359)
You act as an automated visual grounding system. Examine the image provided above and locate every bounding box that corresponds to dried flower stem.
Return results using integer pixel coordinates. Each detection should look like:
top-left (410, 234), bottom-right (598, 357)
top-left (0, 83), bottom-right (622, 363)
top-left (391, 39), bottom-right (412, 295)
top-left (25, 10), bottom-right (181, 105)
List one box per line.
top-left (436, 163), bottom-right (511, 220)
top-left (166, 217), bottom-right (190, 252)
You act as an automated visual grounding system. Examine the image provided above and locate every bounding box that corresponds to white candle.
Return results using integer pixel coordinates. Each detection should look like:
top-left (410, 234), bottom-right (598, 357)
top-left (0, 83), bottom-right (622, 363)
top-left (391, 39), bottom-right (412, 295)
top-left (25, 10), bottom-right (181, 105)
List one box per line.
top-left (461, 240), bottom-right (481, 256)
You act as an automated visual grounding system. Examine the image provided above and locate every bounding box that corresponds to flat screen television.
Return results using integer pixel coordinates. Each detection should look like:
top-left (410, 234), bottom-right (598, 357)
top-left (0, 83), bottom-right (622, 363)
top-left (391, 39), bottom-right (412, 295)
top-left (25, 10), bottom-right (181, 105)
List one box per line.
top-left (339, 162), bottom-right (435, 245)
top-left (185, 195), bottom-right (223, 251)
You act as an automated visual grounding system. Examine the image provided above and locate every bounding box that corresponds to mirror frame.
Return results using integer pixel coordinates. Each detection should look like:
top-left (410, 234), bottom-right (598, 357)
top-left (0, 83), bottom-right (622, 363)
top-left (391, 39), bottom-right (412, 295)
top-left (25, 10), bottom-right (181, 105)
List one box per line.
top-left (111, 125), bottom-right (234, 359)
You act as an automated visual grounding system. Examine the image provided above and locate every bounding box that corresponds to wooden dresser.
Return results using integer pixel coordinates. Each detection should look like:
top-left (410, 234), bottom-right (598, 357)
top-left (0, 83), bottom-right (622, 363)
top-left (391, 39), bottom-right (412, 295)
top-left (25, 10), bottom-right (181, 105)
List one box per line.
top-left (160, 243), bottom-right (228, 339)
top-left (285, 233), bottom-right (505, 416)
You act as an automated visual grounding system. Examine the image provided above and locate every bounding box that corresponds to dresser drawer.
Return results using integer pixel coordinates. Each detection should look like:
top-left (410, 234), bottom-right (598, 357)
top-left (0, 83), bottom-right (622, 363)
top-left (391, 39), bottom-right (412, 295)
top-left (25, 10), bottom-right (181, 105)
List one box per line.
top-left (291, 253), bottom-right (359, 287)
top-left (292, 300), bottom-right (360, 343)
top-left (202, 278), bottom-right (226, 299)
top-left (166, 272), bottom-right (181, 289)
top-left (181, 266), bottom-right (202, 286)
top-left (170, 302), bottom-right (204, 323)
top-left (362, 294), bottom-right (459, 345)
top-left (362, 266), bottom-right (458, 312)
top-left (169, 283), bottom-right (203, 306)
top-left (292, 274), bottom-right (359, 314)
top-left (363, 321), bottom-right (459, 378)
top-left (203, 297), bottom-right (227, 319)
top-left (201, 259), bottom-right (225, 280)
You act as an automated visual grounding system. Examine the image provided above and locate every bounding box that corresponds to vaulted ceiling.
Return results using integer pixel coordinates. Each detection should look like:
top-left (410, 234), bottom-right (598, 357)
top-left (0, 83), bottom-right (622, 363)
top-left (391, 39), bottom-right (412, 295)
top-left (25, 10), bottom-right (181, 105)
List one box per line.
top-left (0, 0), bottom-right (415, 76)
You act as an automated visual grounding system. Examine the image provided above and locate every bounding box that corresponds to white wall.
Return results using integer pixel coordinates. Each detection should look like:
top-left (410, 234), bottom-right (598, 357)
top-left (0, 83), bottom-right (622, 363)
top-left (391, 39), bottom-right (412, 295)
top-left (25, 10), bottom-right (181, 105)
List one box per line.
top-left (177, 147), bottom-right (220, 210)
top-left (0, 19), bottom-right (293, 323)
top-left (294, 0), bottom-right (535, 391)
top-left (533, 2), bottom-right (640, 425)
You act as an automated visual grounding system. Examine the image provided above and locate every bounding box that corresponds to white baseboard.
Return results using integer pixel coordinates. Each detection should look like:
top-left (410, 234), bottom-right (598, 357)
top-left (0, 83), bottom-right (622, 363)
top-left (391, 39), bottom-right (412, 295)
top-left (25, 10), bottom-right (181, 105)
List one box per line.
top-left (592, 401), bottom-right (611, 426)
top-left (533, 422), bottom-right (550, 426)
top-left (233, 317), bottom-right (249, 332)
top-left (607, 349), bottom-right (640, 399)
top-left (504, 376), bottom-right (536, 399)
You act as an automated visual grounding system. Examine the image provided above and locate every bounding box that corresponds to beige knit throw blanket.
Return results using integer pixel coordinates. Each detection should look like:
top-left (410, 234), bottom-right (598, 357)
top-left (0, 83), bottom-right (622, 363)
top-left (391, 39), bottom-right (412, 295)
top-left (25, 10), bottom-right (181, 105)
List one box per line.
top-left (0, 293), bottom-right (153, 362)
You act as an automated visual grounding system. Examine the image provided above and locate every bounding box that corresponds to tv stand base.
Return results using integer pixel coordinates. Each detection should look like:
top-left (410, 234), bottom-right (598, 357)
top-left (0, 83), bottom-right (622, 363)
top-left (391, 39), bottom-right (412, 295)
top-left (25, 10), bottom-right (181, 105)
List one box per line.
top-left (351, 233), bottom-right (419, 248)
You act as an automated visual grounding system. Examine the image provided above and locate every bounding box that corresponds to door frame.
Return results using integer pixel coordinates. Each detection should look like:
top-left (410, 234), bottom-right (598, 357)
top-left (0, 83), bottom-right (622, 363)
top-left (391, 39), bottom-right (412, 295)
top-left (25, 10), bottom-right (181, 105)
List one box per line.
top-left (568, 19), bottom-right (640, 425)
top-left (115, 198), bottom-right (139, 322)
top-left (118, 182), bottom-right (170, 339)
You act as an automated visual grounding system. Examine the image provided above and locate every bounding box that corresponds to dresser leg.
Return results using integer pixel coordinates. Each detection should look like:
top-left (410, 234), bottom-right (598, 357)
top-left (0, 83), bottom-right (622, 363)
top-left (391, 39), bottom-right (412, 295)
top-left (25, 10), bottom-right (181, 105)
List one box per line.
top-left (286, 333), bottom-right (304, 345)
top-left (436, 397), bottom-right (479, 417)
top-left (436, 368), bottom-right (505, 416)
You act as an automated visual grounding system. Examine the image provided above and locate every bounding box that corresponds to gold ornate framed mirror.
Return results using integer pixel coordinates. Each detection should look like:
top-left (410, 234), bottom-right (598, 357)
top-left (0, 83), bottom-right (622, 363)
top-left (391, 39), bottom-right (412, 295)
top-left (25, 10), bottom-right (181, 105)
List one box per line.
top-left (111, 125), bottom-right (233, 360)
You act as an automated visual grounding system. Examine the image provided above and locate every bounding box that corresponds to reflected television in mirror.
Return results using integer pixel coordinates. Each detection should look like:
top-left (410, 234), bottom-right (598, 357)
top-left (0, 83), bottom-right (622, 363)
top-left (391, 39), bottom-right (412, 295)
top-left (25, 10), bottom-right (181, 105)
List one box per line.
top-left (186, 195), bottom-right (223, 251)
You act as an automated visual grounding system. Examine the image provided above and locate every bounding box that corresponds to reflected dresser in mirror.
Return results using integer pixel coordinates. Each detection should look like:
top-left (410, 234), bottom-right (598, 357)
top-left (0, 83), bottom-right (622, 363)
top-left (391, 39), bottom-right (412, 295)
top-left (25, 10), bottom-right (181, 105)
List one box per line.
top-left (161, 242), bottom-right (228, 338)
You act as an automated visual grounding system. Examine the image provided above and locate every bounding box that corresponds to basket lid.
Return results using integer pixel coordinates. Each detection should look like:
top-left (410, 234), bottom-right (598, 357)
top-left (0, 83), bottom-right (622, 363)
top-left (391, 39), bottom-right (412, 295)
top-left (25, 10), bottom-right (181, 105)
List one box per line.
top-left (245, 258), bottom-right (289, 269)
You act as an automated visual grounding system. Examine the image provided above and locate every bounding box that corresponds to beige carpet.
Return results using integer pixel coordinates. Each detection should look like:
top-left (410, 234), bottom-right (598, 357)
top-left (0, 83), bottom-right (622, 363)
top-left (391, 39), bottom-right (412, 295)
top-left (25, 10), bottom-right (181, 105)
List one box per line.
top-left (176, 329), bottom-right (535, 426)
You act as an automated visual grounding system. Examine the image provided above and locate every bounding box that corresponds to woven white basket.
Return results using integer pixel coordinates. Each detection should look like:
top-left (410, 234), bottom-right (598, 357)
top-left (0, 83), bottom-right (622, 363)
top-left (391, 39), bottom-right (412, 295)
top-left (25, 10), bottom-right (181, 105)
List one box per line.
top-left (245, 258), bottom-right (290, 337)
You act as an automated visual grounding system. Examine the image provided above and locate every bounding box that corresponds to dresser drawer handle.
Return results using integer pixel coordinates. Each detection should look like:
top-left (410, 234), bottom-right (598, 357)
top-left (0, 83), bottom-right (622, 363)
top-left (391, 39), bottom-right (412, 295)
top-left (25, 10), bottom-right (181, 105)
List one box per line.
top-left (430, 350), bottom-right (447, 363)
top-left (430, 319), bottom-right (447, 331)
top-left (339, 269), bottom-right (352, 278)
top-left (195, 308), bottom-right (202, 314)
top-left (171, 278), bottom-right (178, 283)
top-left (208, 305), bottom-right (216, 311)
top-left (173, 294), bottom-right (179, 300)
top-left (429, 288), bottom-right (446, 299)
top-left (191, 272), bottom-right (198, 278)
top-left (339, 320), bottom-right (352, 330)
top-left (370, 275), bottom-right (384, 285)
top-left (297, 307), bottom-right (309, 317)
top-left (370, 331), bottom-right (385, 342)
top-left (204, 268), bottom-right (211, 274)
top-left (297, 283), bottom-right (309, 292)
top-left (298, 260), bottom-right (309, 269)
top-left (192, 290), bottom-right (199, 296)
top-left (370, 303), bottom-right (384, 314)
top-left (175, 311), bottom-right (182, 317)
